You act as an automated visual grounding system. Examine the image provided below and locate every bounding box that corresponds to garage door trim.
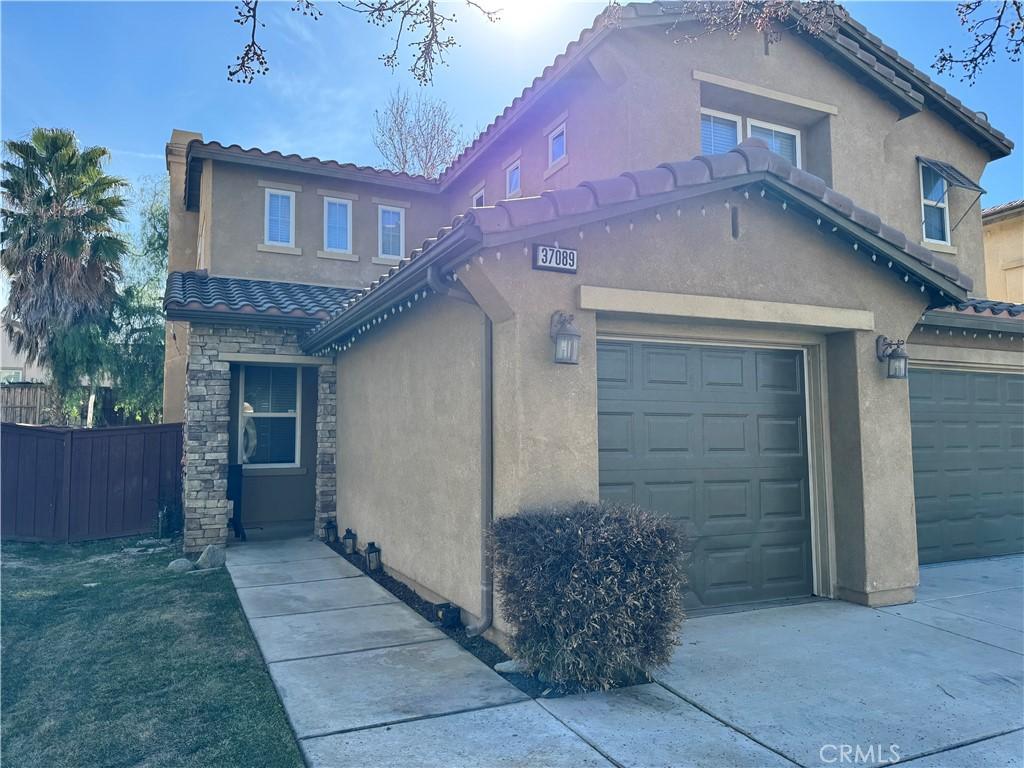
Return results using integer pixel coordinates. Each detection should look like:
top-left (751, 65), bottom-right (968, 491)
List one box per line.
top-left (597, 332), bottom-right (837, 600)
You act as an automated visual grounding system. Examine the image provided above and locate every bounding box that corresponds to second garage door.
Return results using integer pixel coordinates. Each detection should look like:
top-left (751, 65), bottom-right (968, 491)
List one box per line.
top-left (598, 341), bottom-right (813, 611)
top-left (910, 368), bottom-right (1024, 564)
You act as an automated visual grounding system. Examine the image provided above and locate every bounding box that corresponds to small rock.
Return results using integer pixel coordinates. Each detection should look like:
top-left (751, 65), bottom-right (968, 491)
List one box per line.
top-left (167, 558), bottom-right (194, 573)
top-left (82, 582), bottom-right (99, 588)
top-left (195, 545), bottom-right (226, 570)
top-left (494, 659), bottom-right (530, 674)
top-left (145, 546), bottom-right (170, 554)
top-left (137, 538), bottom-right (171, 547)
top-left (122, 547), bottom-right (146, 555)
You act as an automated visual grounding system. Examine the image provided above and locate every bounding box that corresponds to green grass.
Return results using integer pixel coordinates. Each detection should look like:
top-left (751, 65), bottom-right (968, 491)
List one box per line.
top-left (1, 538), bottom-right (304, 768)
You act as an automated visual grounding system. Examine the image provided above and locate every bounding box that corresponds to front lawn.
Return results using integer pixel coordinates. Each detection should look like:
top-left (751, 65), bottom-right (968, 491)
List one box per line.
top-left (1, 539), bottom-right (303, 768)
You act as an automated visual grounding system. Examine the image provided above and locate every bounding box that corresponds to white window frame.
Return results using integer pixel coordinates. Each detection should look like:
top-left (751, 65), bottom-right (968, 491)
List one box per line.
top-left (238, 365), bottom-right (302, 469)
top-left (322, 196), bottom-right (353, 254)
top-left (472, 186), bottom-right (486, 208)
top-left (264, 188), bottom-right (296, 247)
top-left (547, 121), bottom-right (567, 168)
top-left (377, 204), bottom-right (405, 261)
top-left (919, 163), bottom-right (952, 245)
top-left (505, 159), bottom-right (521, 197)
top-left (699, 108), bottom-right (742, 153)
top-left (746, 118), bottom-right (802, 169)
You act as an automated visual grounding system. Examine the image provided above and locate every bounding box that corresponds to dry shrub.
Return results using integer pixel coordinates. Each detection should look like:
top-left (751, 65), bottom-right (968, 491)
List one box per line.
top-left (492, 500), bottom-right (686, 691)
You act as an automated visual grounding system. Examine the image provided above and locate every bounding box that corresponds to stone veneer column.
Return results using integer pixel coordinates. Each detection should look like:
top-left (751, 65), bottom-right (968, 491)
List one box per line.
top-left (182, 325), bottom-right (233, 553)
top-left (314, 361), bottom-right (338, 537)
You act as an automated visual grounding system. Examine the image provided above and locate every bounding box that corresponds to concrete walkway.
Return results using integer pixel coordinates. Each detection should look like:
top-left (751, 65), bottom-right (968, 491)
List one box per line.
top-left (228, 539), bottom-right (1024, 767)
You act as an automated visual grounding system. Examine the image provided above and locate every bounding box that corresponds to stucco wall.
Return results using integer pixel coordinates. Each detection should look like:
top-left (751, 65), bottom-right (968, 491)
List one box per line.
top-left (336, 294), bottom-right (485, 615)
top-left (207, 160), bottom-right (447, 289)
top-left (983, 213), bottom-right (1024, 303)
top-left (441, 24), bottom-right (991, 292)
top-left (459, 191), bottom-right (928, 614)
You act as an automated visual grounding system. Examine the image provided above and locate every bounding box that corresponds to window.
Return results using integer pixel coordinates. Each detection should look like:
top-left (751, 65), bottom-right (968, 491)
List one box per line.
top-left (0, 369), bottom-right (23, 384)
top-left (472, 187), bottom-right (485, 208)
top-left (548, 122), bottom-right (567, 167)
top-left (323, 197), bottom-right (352, 253)
top-left (506, 160), bottom-right (521, 197)
top-left (700, 109), bottom-right (741, 155)
top-left (378, 205), bottom-right (405, 260)
top-left (239, 366), bottom-right (300, 467)
top-left (264, 189), bottom-right (295, 246)
top-left (920, 163), bottom-right (950, 244)
top-left (747, 119), bottom-right (801, 168)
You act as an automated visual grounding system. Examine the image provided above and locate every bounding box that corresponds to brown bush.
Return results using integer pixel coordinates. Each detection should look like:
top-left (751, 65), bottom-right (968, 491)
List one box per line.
top-left (491, 500), bottom-right (686, 691)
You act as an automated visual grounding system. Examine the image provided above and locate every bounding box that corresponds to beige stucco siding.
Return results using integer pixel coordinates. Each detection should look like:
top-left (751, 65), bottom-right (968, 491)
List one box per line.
top-left (983, 214), bottom-right (1024, 303)
top-left (445, 25), bottom-right (990, 292)
top-left (336, 295), bottom-right (485, 615)
top-left (459, 191), bottom-right (928, 615)
top-left (208, 161), bottom-right (446, 288)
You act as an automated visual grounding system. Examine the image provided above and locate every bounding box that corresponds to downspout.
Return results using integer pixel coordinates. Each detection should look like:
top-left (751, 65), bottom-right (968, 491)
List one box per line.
top-left (466, 312), bottom-right (494, 637)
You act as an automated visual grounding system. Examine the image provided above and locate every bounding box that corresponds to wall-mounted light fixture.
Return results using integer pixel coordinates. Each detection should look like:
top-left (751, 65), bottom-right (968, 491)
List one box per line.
top-left (876, 336), bottom-right (910, 379)
top-left (550, 311), bottom-right (581, 365)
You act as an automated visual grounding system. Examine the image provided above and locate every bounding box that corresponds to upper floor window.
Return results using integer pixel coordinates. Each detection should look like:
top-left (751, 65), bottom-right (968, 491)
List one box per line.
top-left (472, 186), bottom-right (485, 208)
top-left (323, 197), bottom-right (352, 253)
top-left (747, 119), bottom-right (801, 168)
top-left (378, 205), bottom-right (405, 260)
top-left (920, 163), bottom-right (950, 244)
top-left (506, 160), bottom-right (521, 197)
top-left (264, 189), bottom-right (295, 246)
top-left (700, 109), bottom-right (741, 155)
top-left (239, 365), bottom-right (300, 467)
top-left (548, 122), bottom-right (567, 167)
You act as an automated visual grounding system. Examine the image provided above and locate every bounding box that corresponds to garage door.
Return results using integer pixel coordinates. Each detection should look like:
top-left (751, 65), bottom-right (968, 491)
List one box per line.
top-left (910, 368), bottom-right (1024, 564)
top-left (597, 341), bottom-right (813, 611)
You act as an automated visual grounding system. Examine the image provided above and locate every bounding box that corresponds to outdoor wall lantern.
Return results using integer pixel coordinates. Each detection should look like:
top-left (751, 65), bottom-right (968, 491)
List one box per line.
top-left (365, 541), bottom-right (382, 573)
top-left (323, 519), bottom-right (338, 544)
top-left (876, 335), bottom-right (910, 380)
top-left (550, 311), bottom-right (582, 365)
top-left (342, 527), bottom-right (357, 555)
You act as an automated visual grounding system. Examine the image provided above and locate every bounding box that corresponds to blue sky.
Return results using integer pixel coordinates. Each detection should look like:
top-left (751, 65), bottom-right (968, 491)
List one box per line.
top-left (2, 0), bottom-right (1021, 234)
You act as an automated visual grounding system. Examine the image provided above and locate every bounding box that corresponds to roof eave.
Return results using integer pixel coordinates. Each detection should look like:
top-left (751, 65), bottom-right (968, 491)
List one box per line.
top-left (164, 306), bottom-right (324, 329)
top-left (919, 310), bottom-right (1024, 334)
top-left (186, 141), bottom-right (441, 196)
top-left (301, 224), bottom-right (484, 353)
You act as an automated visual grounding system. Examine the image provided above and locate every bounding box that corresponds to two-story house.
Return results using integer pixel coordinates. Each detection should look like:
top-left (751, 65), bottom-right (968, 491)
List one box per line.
top-left (164, 3), bottom-right (1022, 642)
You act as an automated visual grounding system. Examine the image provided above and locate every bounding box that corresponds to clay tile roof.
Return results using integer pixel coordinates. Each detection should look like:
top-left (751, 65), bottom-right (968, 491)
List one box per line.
top-left (951, 298), bottom-right (1024, 318)
top-left (164, 271), bottom-right (361, 324)
top-left (982, 199), bottom-right (1024, 221)
top-left (305, 139), bottom-right (978, 353)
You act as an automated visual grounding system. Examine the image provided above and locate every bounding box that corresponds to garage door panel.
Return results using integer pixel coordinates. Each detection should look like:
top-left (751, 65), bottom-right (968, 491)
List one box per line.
top-left (910, 368), bottom-right (1024, 564)
top-left (599, 341), bottom-right (812, 609)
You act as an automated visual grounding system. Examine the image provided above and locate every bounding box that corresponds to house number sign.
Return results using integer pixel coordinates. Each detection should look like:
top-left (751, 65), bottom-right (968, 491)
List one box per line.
top-left (533, 244), bottom-right (578, 274)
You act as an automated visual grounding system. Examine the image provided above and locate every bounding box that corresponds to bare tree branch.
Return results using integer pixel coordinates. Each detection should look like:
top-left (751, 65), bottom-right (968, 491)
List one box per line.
top-left (372, 87), bottom-right (463, 178)
top-left (228, 0), bottom-right (497, 85)
top-left (934, 0), bottom-right (1023, 83)
top-left (668, 1), bottom-right (845, 46)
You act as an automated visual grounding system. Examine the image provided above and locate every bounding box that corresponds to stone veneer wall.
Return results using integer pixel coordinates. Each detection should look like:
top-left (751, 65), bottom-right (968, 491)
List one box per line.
top-left (314, 361), bottom-right (338, 537)
top-left (182, 323), bottom-right (338, 553)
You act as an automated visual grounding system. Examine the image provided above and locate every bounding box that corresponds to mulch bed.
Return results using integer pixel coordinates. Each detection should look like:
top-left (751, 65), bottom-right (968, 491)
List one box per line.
top-left (325, 540), bottom-right (549, 698)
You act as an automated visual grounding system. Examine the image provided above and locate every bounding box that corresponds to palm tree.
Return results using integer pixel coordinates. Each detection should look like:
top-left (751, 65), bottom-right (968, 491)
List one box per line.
top-left (1, 127), bottom-right (128, 372)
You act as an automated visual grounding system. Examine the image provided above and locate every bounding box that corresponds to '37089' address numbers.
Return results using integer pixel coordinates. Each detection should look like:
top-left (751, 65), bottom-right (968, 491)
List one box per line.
top-left (532, 244), bottom-right (578, 274)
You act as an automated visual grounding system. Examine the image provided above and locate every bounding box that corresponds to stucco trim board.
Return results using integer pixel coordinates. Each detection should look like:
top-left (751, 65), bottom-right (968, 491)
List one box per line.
top-left (580, 286), bottom-right (875, 332)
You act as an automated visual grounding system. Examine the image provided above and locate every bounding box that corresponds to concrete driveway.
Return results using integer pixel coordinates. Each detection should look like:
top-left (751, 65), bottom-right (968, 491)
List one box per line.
top-left (228, 539), bottom-right (1022, 767)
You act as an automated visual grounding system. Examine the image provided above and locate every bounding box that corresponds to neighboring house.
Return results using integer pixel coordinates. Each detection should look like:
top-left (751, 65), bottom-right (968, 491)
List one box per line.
top-left (163, 4), bottom-right (1023, 640)
top-left (982, 199), bottom-right (1024, 303)
top-left (0, 323), bottom-right (49, 383)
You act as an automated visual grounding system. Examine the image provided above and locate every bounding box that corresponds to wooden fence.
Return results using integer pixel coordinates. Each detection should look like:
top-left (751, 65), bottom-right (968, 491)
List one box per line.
top-left (1, 422), bottom-right (183, 543)
top-left (1, 382), bottom-right (50, 425)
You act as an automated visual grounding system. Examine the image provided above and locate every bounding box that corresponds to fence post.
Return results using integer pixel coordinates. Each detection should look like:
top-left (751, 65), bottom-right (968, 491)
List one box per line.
top-left (58, 428), bottom-right (73, 543)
